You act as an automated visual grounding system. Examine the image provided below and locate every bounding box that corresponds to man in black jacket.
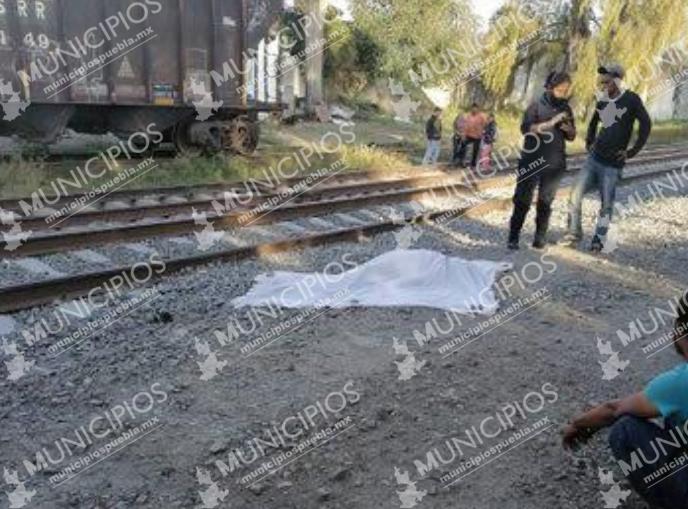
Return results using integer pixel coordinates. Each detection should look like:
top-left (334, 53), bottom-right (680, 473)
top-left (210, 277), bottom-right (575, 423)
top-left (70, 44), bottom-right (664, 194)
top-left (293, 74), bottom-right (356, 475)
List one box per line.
top-left (562, 64), bottom-right (652, 252)
top-left (422, 108), bottom-right (443, 165)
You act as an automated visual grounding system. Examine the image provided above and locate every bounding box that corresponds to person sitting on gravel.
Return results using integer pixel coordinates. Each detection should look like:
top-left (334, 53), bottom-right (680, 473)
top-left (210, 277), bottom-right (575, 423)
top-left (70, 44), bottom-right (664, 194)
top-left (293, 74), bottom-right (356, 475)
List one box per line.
top-left (562, 291), bottom-right (688, 509)
top-left (561, 63), bottom-right (652, 253)
top-left (507, 71), bottom-right (576, 250)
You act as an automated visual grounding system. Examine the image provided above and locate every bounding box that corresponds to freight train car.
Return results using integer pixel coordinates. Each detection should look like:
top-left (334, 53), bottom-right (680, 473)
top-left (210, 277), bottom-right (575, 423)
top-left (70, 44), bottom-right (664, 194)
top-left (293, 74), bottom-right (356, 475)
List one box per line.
top-left (0, 0), bottom-right (283, 154)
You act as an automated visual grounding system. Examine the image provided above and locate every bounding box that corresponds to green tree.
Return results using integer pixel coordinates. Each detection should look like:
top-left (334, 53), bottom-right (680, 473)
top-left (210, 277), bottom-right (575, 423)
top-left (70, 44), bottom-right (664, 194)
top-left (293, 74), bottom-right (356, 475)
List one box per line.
top-left (343, 0), bottom-right (688, 116)
top-left (480, 1), bottom-right (551, 102)
top-left (323, 16), bottom-right (383, 96)
top-left (351, 0), bottom-right (476, 88)
top-left (482, 0), bottom-right (688, 113)
top-left (565, 0), bottom-right (688, 109)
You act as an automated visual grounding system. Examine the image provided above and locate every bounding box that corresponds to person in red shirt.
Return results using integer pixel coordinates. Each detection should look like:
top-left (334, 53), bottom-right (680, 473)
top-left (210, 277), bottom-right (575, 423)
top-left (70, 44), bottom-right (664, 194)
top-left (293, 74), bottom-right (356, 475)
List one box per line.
top-left (457, 103), bottom-right (487, 169)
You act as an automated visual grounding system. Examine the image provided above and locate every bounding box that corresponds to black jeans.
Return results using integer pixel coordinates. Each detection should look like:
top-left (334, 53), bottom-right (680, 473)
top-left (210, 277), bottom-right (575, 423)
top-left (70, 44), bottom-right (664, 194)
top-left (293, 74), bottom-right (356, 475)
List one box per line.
top-left (463, 137), bottom-right (481, 168)
top-left (453, 136), bottom-right (480, 167)
top-left (509, 165), bottom-right (564, 242)
top-left (609, 415), bottom-right (688, 509)
top-left (452, 135), bottom-right (465, 165)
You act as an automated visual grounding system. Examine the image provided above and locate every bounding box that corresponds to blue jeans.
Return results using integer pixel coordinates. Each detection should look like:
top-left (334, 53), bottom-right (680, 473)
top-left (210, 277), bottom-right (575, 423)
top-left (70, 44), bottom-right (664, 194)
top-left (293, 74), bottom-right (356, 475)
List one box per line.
top-left (567, 155), bottom-right (620, 239)
top-left (423, 139), bottom-right (441, 165)
top-left (609, 415), bottom-right (688, 509)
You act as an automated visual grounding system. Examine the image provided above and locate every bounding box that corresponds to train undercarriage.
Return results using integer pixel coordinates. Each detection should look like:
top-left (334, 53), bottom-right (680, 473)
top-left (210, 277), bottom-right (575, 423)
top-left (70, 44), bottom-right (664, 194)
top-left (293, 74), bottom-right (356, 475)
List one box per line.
top-left (0, 102), bottom-right (263, 156)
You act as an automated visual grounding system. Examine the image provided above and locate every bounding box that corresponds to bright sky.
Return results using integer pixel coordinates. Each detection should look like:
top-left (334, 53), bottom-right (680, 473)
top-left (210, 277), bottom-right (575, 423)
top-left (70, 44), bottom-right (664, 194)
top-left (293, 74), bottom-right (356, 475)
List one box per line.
top-left (328, 0), bottom-right (352, 20)
top-left (471, 0), bottom-right (505, 24)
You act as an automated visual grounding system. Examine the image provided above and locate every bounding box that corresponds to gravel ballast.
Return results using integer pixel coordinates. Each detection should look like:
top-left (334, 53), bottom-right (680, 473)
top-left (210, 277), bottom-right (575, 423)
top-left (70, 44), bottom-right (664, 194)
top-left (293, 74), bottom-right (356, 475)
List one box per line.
top-left (1, 173), bottom-right (687, 509)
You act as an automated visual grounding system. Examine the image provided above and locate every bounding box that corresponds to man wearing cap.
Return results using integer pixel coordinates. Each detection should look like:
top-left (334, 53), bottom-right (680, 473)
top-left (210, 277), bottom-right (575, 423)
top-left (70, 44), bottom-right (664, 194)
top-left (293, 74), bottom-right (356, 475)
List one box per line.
top-left (562, 64), bottom-right (652, 252)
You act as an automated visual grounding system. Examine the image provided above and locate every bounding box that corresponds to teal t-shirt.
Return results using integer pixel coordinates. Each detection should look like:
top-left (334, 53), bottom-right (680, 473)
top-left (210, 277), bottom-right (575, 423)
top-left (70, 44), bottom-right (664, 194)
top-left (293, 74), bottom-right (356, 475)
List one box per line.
top-left (645, 363), bottom-right (688, 422)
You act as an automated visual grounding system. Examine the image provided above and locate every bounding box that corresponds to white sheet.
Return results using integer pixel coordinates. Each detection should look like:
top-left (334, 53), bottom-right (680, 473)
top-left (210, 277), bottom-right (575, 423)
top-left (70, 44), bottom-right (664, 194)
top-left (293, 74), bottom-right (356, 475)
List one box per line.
top-left (231, 249), bottom-right (512, 314)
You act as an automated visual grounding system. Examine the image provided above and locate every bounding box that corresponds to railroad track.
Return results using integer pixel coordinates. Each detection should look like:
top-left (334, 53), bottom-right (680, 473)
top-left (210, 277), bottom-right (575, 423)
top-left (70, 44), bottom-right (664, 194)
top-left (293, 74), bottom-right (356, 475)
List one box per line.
top-left (3, 143), bottom-right (687, 222)
top-left (1, 143), bottom-right (682, 224)
top-left (0, 149), bottom-right (686, 313)
top-left (3, 142), bottom-right (682, 209)
top-left (1, 145), bottom-right (687, 257)
top-left (1, 140), bottom-right (682, 213)
top-left (0, 162), bottom-right (443, 214)
top-left (362, 141), bottom-right (686, 160)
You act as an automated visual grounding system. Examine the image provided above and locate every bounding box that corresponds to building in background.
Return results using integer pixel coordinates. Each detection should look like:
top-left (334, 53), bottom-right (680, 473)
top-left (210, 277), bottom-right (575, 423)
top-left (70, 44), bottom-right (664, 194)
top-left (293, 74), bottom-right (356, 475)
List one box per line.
top-left (246, 0), bottom-right (329, 119)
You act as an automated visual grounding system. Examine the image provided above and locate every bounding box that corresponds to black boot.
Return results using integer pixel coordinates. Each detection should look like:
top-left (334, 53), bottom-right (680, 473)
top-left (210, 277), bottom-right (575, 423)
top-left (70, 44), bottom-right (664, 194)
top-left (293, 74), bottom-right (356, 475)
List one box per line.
top-left (533, 201), bottom-right (552, 249)
top-left (508, 180), bottom-right (534, 251)
top-left (507, 230), bottom-right (520, 250)
top-left (508, 205), bottom-right (528, 251)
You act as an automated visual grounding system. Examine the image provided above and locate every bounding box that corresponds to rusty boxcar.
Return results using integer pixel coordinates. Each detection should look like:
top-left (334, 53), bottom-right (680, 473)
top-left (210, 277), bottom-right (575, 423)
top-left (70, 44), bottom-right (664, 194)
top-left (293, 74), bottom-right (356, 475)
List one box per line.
top-left (0, 0), bottom-right (283, 154)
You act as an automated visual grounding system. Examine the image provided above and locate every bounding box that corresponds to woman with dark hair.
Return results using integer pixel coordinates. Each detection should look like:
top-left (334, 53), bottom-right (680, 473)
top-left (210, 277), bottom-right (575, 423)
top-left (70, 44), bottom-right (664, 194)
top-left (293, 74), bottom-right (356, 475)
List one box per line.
top-left (507, 71), bottom-right (576, 250)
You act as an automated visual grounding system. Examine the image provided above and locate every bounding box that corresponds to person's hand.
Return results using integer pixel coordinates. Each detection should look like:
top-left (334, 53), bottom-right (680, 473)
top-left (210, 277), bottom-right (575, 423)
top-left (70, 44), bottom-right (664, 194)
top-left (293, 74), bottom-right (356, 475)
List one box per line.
top-left (562, 424), bottom-right (592, 449)
top-left (546, 112), bottom-right (568, 126)
top-left (559, 122), bottom-right (575, 136)
top-left (562, 424), bottom-right (580, 449)
top-left (538, 112), bottom-right (569, 133)
top-left (617, 149), bottom-right (628, 161)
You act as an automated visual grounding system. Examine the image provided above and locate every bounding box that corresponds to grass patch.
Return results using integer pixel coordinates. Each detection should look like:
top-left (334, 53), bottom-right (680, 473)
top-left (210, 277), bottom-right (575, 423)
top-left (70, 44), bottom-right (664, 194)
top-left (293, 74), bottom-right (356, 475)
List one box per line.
top-left (649, 120), bottom-right (688, 145)
top-left (0, 115), bottom-right (684, 199)
top-left (0, 157), bottom-right (49, 199)
top-left (339, 144), bottom-right (411, 172)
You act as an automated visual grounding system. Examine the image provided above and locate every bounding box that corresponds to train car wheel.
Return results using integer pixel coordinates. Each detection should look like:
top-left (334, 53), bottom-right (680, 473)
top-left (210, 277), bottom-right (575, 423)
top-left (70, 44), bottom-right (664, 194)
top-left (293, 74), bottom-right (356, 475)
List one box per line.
top-left (172, 118), bottom-right (203, 157)
top-left (228, 116), bottom-right (259, 155)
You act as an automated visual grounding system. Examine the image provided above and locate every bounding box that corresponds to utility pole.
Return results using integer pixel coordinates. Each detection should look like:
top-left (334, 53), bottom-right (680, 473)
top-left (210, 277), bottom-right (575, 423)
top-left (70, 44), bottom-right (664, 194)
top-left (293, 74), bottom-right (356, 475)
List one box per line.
top-left (304, 0), bottom-right (326, 114)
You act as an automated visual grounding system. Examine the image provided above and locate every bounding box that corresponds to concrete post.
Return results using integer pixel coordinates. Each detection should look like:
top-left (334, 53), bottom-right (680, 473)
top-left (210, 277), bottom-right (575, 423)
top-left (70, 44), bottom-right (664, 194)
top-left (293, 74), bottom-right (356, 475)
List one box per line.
top-left (304, 0), bottom-right (325, 113)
